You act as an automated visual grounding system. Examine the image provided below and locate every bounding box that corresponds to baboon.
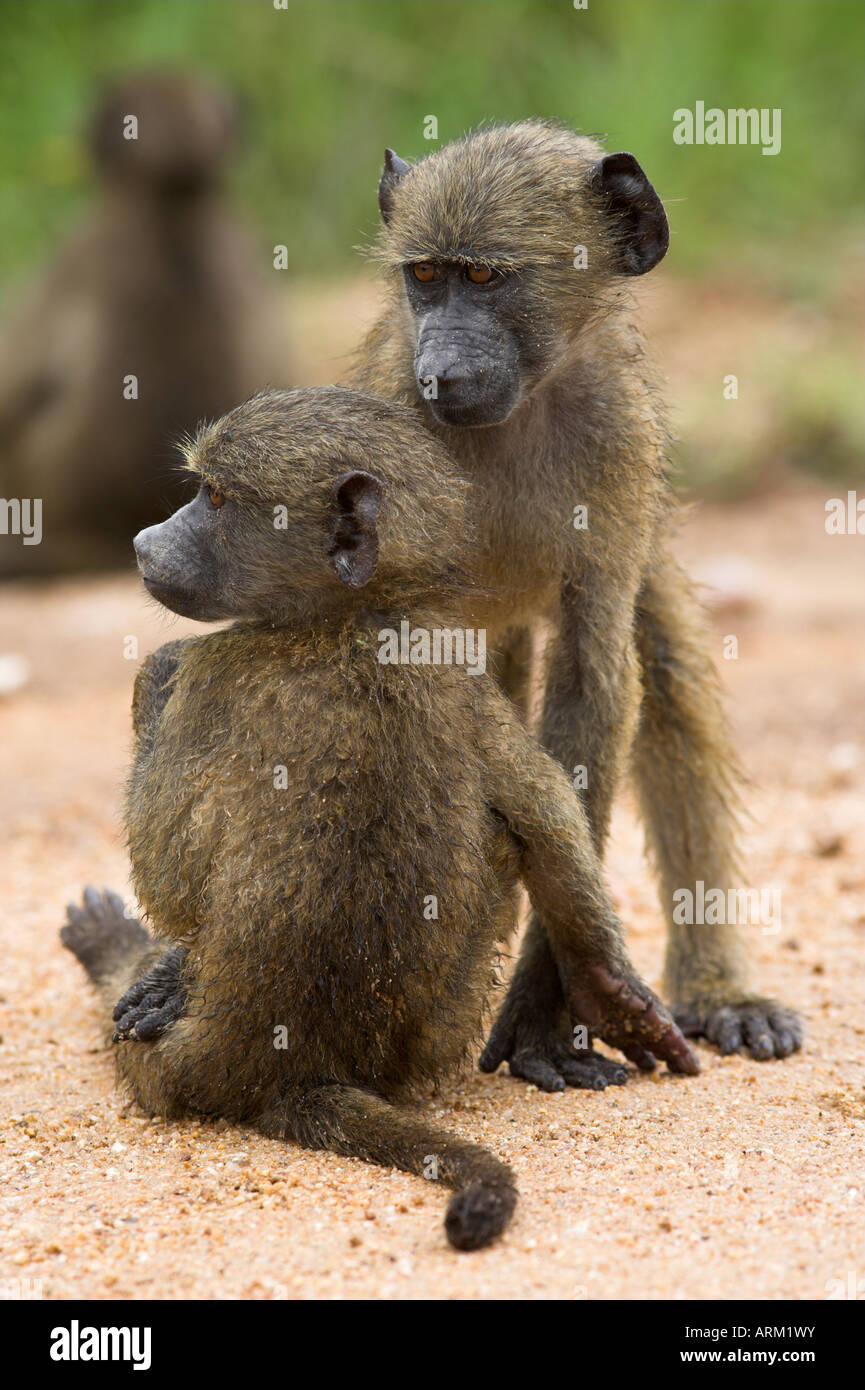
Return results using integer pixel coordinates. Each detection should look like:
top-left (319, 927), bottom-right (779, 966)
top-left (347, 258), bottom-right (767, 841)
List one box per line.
top-left (0, 70), bottom-right (290, 576)
top-left (349, 121), bottom-right (802, 1084)
top-left (62, 386), bottom-right (697, 1250)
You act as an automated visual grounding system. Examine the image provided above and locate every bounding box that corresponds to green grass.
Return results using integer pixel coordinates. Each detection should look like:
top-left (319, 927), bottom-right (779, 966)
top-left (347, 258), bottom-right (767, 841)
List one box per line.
top-left (0, 0), bottom-right (861, 288)
top-left (0, 0), bottom-right (860, 490)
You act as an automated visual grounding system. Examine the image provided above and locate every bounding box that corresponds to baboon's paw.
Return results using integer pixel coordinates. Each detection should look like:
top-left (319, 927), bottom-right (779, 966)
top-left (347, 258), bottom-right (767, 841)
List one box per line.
top-left (509, 1040), bottom-right (630, 1092)
top-left (674, 996), bottom-right (803, 1061)
top-left (561, 1050), bottom-right (630, 1089)
top-left (565, 961), bottom-right (701, 1077)
top-left (112, 946), bottom-right (188, 1042)
top-left (444, 1181), bottom-right (517, 1251)
top-left (61, 886), bottom-right (149, 981)
top-left (480, 1018), bottom-right (630, 1092)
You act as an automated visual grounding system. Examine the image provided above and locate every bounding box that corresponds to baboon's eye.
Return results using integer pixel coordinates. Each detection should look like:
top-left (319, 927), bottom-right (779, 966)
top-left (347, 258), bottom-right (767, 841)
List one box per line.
top-left (466, 264), bottom-right (499, 285)
top-left (208, 487), bottom-right (225, 509)
top-left (412, 262), bottom-right (440, 283)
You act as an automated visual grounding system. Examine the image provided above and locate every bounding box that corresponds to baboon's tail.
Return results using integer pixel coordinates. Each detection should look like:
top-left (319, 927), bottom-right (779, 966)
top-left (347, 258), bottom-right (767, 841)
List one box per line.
top-left (259, 1084), bottom-right (517, 1251)
top-left (61, 885), bottom-right (151, 985)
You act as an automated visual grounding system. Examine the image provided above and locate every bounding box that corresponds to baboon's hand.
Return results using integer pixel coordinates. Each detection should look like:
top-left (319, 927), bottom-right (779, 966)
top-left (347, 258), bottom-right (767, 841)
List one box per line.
top-left (112, 946), bottom-right (188, 1042)
top-left (563, 960), bottom-right (700, 1075)
top-left (673, 995), bottom-right (803, 1060)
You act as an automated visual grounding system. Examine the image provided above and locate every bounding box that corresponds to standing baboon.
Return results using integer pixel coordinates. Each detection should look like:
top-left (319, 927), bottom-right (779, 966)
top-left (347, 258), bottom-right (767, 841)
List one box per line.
top-left (62, 387), bottom-right (697, 1250)
top-left (349, 122), bottom-right (801, 1084)
top-left (0, 70), bottom-right (290, 575)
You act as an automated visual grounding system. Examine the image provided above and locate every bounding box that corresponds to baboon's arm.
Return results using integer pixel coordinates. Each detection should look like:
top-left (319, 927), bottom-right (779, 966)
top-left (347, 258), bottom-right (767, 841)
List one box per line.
top-left (131, 638), bottom-right (195, 753)
top-left (477, 680), bottom-right (698, 1075)
top-left (114, 638), bottom-right (199, 1040)
top-left (481, 572), bottom-right (650, 1088)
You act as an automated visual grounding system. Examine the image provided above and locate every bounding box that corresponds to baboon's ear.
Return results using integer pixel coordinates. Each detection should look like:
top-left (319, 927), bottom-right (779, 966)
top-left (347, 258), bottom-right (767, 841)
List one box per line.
top-left (590, 152), bottom-right (669, 275)
top-left (378, 148), bottom-right (411, 225)
top-left (328, 471), bottom-right (384, 588)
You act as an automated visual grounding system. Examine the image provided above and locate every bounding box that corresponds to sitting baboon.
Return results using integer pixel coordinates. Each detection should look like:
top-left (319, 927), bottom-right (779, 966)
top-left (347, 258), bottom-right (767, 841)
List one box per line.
top-left (62, 386), bottom-right (697, 1250)
top-left (349, 122), bottom-right (802, 1082)
top-left (0, 69), bottom-right (290, 575)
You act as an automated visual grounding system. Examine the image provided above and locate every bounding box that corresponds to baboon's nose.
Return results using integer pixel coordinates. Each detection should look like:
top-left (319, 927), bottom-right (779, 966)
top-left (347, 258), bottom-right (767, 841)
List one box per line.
top-left (133, 526), bottom-right (156, 571)
top-left (435, 371), bottom-right (473, 395)
top-left (416, 359), bottom-right (476, 399)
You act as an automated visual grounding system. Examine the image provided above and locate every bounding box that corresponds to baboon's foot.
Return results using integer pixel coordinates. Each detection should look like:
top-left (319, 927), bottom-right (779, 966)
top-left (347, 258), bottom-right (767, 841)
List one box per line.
top-left (673, 995), bottom-right (803, 1060)
top-left (113, 946), bottom-right (188, 1042)
top-left (480, 1021), bottom-right (629, 1093)
top-left (61, 886), bottom-right (149, 983)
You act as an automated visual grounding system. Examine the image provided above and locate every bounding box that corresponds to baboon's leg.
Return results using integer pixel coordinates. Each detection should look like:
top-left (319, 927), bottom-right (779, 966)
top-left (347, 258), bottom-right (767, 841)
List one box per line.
top-left (480, 923), bottom-right (631, 1091)
top-left (61, 886), bottom-right (182, 1042)
top-left (258, 1084), bottom-right (517, 1251)
top-left (633, 556), bottom-right (802, 1058)
top-left (63, 894), bottom-right (517, 1249)
top-left (475, 674), bottom-right (698, 1078)
top-left (61, 887), bottom-right (188, 1117)
top-left (61, 885), bottom-right (152, 990)
top-left (487, 624), bottom-right (533, 722)
top-left (482, 582), bottom-right (643, 1090)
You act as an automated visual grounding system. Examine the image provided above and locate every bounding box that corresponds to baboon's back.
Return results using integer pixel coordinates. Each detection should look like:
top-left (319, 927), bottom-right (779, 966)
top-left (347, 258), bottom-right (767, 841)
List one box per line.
top-left (124, 625), bottom-right (515, 1117)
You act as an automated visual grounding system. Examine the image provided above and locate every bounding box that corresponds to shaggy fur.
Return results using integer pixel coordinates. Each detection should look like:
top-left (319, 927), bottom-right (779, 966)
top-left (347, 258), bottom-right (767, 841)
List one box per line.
top-left (62, 386), bottom-right (697, 1250)
top-left (350, 120), bottom-right (802, 1071)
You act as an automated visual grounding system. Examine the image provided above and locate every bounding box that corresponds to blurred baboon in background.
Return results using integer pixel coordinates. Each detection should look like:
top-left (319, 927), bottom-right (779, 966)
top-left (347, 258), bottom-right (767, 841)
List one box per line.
top-left (0, 70), bottom-right (291, 576)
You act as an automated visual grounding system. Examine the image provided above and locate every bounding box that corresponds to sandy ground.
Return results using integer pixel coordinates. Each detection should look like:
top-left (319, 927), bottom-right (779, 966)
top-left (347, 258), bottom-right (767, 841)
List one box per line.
top-left (0, 487), bottom-right (862, 1301)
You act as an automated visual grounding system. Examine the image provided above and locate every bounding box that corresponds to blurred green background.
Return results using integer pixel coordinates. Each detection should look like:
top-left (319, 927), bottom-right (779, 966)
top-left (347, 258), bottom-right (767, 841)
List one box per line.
top-left (0, 0), bottom-right (861, 490)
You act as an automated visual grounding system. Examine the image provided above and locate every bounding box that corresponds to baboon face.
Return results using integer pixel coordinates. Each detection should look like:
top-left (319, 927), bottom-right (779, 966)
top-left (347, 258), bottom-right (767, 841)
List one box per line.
top-left (133, 387), bottom-right (466, 623)
top-left (89, 71), bottom-right (237, 193)
top-left (377, 124), bottom-right (669, 428)
top-left (133, 445), bottom-right (382, 625)
top-left (133, 481), bottom-right (268, 622)
top-left (402, 259), bottom-right (534, 427)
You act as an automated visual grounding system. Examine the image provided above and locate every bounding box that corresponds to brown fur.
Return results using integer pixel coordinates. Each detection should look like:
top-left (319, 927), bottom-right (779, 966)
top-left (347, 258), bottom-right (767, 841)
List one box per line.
top-left (350, 121), bottom-right (802, 1069)
top-left (0, 70), bottom-right (291, 575)
top-left (62, 386), bottom-right (696, 1250)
